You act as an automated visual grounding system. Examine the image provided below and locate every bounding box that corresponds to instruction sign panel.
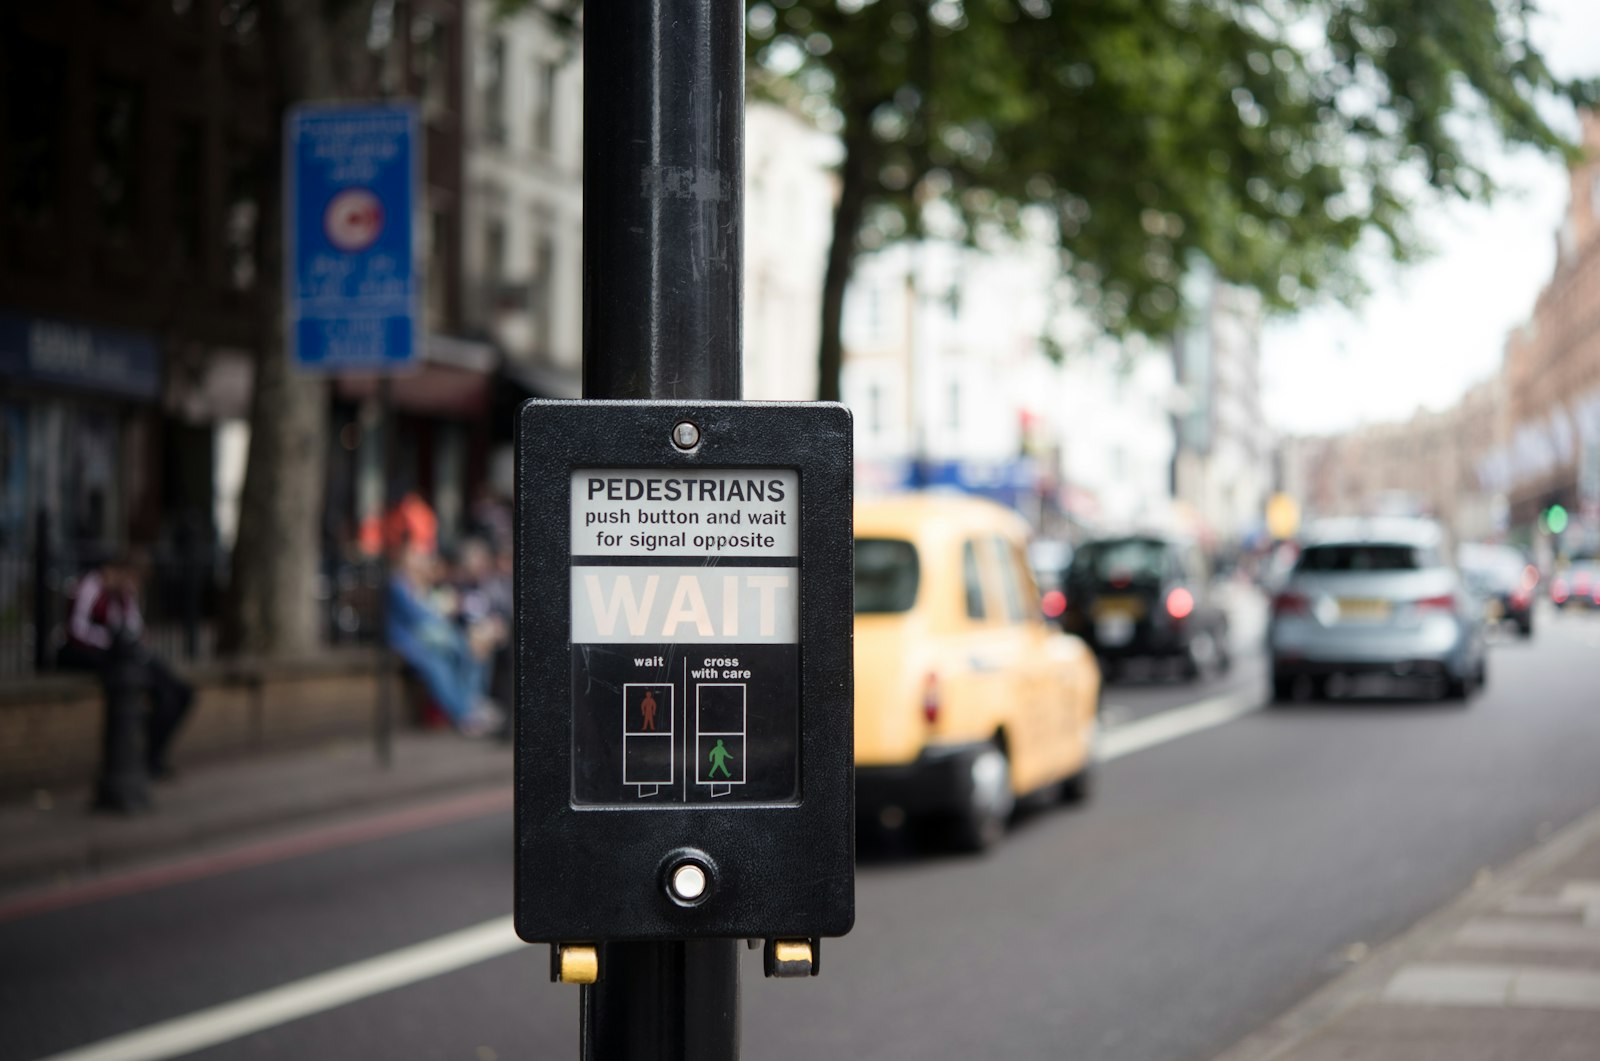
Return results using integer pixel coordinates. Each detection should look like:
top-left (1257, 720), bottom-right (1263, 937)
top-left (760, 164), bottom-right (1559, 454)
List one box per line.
top-left (569, 468), bottom-right (799, 805)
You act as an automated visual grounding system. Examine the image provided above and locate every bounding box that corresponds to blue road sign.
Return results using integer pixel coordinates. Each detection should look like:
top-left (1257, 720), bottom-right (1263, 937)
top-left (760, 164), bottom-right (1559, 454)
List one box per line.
top-left (285, 103), bottom-right (420, 372)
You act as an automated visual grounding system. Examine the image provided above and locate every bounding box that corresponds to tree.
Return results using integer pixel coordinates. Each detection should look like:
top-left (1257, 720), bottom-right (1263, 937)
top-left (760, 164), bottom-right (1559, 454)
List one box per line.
top-left (226, 0), bottom-right (580, 656)
top-left (747, 0), bottom-right (1595, 401)
top-left (223, 0), bottom-right (378, 656)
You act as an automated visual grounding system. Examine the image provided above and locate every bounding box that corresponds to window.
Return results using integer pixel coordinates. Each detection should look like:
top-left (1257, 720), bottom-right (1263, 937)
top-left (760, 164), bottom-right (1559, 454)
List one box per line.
top-left (414, 18), bottom-right (451, 121)
top-left (1296, 544), bottom-right (1424, 573)
top-left (534, 60), bottom-right (558, 152)
top-left (224, 145), bottom-right (260, 290)
top-left (530, 227), bottom-right (555, 353)
top-left (992, 537), bottom-right (1029, 623)
top-left (171, 122), bottom-right (204, 268)
top-left (93, 77), bottom-right (142, 241)
top-left (947, 379), bottom-right (961, 431)
top-left (218, 0), bottom-right (259, 38)
top-left (484, 220), bottom-right (507, 295)
top-left (1070, 538), bottom-right (1169, 584)
top-left (855, 539), bottom-right (919, 614)
top-left (866, 383), bottom-right (883, 435)
top-left (962, 540), bottom-right (987, 620)
top-left (480, 35), bottom-right (506, 144)
top-left (6, 41), bottom-right (65, 225)
top-left (427, 209), bottom-right (450, 329)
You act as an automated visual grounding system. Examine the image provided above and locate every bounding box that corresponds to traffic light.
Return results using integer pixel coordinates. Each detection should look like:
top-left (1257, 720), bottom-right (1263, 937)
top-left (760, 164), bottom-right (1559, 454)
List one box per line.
top-left (1544, 504), bottom-right (1569, 534)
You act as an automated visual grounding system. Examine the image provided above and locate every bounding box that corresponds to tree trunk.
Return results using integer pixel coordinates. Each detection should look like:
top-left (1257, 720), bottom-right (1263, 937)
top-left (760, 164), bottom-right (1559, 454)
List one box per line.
top-left (222, 0), bottom-right (365, 656)
top-left (816, 118), bottom-right (875, 403)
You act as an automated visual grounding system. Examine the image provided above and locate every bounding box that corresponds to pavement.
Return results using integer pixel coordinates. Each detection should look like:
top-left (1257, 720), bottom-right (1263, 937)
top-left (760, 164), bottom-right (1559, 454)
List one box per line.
top-left (0, 732), bottom-right (511, 897)
top-left (1214, 795), bottom-right (1600, 1061)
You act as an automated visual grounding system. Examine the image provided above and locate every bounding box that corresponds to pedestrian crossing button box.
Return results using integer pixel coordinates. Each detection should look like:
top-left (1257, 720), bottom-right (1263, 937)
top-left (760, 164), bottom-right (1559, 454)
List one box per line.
top-left (513, 400), bottom-right (855, 944)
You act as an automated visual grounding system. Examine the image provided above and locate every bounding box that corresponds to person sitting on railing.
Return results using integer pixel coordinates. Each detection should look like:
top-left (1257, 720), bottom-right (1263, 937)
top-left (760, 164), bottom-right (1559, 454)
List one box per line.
top-left (58, 550), bottom-right (194, 780)
top-left (387, 547), bottom-right (503, 738)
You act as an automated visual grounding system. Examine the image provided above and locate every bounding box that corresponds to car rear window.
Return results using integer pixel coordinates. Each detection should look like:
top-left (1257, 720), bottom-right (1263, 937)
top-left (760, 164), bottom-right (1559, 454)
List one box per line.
top-left (1072, 539), bottom-right (1168, 582)
top-left (855, 538), bottom-right (919, 614)
top-left (1296, 544), bottom-right (1428, 572)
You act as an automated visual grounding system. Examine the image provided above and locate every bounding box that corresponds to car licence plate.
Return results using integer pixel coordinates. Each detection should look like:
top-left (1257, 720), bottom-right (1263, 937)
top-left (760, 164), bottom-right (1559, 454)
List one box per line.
top-left (1093, 595), bottom-right (1144, 620)
top-left (1097, 615), bottom-right (1135, 646)
top-left (1336, 597), bottom-right (1390, 622)
top-left (1484, 599), bottom-right (1504, 620)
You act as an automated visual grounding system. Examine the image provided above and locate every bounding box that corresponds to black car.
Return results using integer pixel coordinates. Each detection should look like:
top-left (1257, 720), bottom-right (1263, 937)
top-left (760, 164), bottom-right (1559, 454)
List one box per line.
top-left (1061, 534), bottom-right (1230, 681)
top-left (1459, 543), bottom-right (1536, 637)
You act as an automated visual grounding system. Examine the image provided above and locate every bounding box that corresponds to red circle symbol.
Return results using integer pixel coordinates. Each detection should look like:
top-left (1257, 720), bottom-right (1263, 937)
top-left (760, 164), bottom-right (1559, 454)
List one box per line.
top-left (324, 188), bottom-right (384, 252)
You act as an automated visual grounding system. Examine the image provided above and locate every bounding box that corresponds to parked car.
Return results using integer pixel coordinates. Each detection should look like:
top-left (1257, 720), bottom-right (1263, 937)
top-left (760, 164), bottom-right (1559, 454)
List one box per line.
top-left (1268, 518), bottom-right (1487, 702)
top-left (1458, 542), bottom-right (1537, 637)
top-left (854, 494), bottom-right (1102, 852)
top-left (1060, 533), bottom-right (1231, 681)
top-left (1550, 561), bottom-right (1600, 610)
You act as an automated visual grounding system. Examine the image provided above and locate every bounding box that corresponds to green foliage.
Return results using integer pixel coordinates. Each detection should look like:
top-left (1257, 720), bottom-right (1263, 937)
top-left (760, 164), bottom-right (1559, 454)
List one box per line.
top-left (750, 0), bottom-right (1593, 339)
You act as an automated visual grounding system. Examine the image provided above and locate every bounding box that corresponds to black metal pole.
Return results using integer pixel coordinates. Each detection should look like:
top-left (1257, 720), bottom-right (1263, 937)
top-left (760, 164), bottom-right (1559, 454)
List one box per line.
top-left (33, 508), bottom-right (52, 673)
top-left (583, 0), bottom-right (743, 403)
top-left (580, 2), bottom-right (744, 1058)
top-left (375, 377), bottom-right (396, 769)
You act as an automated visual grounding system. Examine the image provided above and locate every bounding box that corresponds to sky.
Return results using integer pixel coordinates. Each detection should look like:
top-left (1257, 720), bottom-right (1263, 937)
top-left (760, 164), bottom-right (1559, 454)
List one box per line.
top-left (1260, 0), bottom-right (1600, 435)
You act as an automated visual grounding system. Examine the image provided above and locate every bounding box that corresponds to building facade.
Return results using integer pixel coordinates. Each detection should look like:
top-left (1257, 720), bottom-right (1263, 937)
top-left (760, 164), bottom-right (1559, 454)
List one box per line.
top-left (1496, 112), bottom-right (1600, 552)
top-left (0, 1), bottom-right (275, 560)
top-left (840, 237), bottom-right (1176, 535)
top-left (1170, 262), bottom-right (1273, 545)
top-left (1282, 376), bottom-right (1508, 548)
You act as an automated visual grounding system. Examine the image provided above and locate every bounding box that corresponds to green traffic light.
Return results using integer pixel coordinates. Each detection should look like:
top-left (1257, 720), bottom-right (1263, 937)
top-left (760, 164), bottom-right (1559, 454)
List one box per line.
top-left (1545, 504), bottom-right (1569, 534)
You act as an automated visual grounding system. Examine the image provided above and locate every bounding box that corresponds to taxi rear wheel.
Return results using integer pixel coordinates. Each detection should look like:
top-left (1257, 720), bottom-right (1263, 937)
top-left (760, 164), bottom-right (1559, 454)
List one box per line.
top-left (949, 744), bottom-right (1014, 852)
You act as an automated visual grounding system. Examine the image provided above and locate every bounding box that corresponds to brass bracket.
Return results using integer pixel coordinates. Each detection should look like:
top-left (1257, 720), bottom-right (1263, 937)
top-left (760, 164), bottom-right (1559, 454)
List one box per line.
top-left (762, 937), bottom-right (819, 978)
top-left (551, 943), bottom-right (599, 984)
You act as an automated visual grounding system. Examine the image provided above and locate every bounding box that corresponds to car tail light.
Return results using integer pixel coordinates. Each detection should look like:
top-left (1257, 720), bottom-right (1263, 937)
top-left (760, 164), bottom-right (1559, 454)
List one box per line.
top-left (1415, 593), bottom-right (1455, 612)
top-left (1166, 587), bottom-right (1195, 619)
top-left (1552, 579), bottom-right (1569, 603)
top-left (1041, 589), bottom-right (1067, 619)
top-left (1511, 588), bottom-right (1531, 608)
top-left (1273, 591), bottom-right (1310, 617)
top-left (922, 673), bottom-right (940, 726)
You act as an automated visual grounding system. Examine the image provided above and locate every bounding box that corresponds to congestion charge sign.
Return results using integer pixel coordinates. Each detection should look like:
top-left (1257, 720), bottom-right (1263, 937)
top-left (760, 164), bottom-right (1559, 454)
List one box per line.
top-left (569, 468), bottom-right (800, 805)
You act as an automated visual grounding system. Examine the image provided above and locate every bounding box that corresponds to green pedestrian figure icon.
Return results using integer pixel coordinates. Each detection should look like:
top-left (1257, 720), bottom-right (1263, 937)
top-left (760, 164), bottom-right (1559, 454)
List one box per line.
top-left (707, 739), bottom-right (734, 779)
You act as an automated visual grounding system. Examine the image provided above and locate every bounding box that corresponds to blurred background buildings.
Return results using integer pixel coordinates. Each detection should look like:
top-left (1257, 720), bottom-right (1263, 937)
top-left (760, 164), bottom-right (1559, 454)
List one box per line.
top-left (1279, 112), bottom-right (1600, 560)
top-left (1, 0), bottom-right (1598, 696)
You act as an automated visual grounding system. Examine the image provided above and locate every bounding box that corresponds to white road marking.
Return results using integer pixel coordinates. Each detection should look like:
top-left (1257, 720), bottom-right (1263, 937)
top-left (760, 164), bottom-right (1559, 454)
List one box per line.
top-left (33, 917), bottom-right (522, 1061)
top-left (1099, 689), bottom-right (1262, 762)
top-left (41, 685), bottom-right (1268, 1061)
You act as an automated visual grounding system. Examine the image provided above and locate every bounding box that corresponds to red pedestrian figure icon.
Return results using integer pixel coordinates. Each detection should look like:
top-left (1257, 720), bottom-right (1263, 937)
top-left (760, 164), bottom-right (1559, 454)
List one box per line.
top-left (640, 690), bottom-right (658, 732)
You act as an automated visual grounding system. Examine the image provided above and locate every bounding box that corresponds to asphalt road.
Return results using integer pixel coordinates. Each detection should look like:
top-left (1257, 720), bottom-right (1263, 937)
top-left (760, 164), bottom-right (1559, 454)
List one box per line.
top-left (4, 606), bottom-right (1600, 1061)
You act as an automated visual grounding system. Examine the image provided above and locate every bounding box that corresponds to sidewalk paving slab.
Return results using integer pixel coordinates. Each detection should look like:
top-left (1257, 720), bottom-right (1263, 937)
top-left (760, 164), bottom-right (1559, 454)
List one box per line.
top-left (0, 733), bottom-right (511, 896)
top-left (1214, 801), bottom-right (1600, 1061)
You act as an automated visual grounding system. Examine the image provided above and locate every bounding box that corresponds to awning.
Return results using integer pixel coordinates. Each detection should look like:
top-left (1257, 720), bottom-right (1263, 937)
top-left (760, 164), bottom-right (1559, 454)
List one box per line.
top-left (334, 334), bottom-right (498, 417)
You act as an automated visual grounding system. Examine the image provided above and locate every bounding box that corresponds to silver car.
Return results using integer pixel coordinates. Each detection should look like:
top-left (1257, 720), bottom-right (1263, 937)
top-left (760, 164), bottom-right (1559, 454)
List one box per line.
top-left (1268, 518), bottom-right (1487, 702)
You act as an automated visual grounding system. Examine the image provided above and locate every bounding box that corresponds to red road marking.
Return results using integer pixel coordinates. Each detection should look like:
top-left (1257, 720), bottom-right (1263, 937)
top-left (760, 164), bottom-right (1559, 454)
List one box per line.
top-left (0, 785), bottom-right (511, 924)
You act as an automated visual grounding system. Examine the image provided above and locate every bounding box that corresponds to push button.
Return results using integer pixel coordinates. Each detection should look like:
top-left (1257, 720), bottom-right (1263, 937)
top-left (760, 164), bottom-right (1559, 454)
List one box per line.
top-left (662, 851), bottom-right (714, 906)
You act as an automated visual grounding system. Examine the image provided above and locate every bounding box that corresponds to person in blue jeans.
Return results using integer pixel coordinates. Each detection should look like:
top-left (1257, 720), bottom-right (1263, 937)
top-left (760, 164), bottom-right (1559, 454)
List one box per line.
top-left (387, 549), bottom-right (502, 737)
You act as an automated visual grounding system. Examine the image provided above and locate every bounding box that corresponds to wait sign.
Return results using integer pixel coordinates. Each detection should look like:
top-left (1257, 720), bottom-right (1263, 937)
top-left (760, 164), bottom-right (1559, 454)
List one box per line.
top-left (570, 469), bottom-right (801, 804)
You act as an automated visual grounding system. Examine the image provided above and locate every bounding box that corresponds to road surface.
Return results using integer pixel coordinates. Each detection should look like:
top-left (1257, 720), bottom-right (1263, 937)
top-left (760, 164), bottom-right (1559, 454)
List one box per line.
top-left (4, 603), bottom-right (1599, 1061)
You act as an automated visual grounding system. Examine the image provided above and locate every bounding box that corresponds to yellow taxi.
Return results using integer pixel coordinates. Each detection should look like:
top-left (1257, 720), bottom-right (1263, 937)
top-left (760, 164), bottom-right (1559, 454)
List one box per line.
top-left (854, 493), bottom-right (1102, 851)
